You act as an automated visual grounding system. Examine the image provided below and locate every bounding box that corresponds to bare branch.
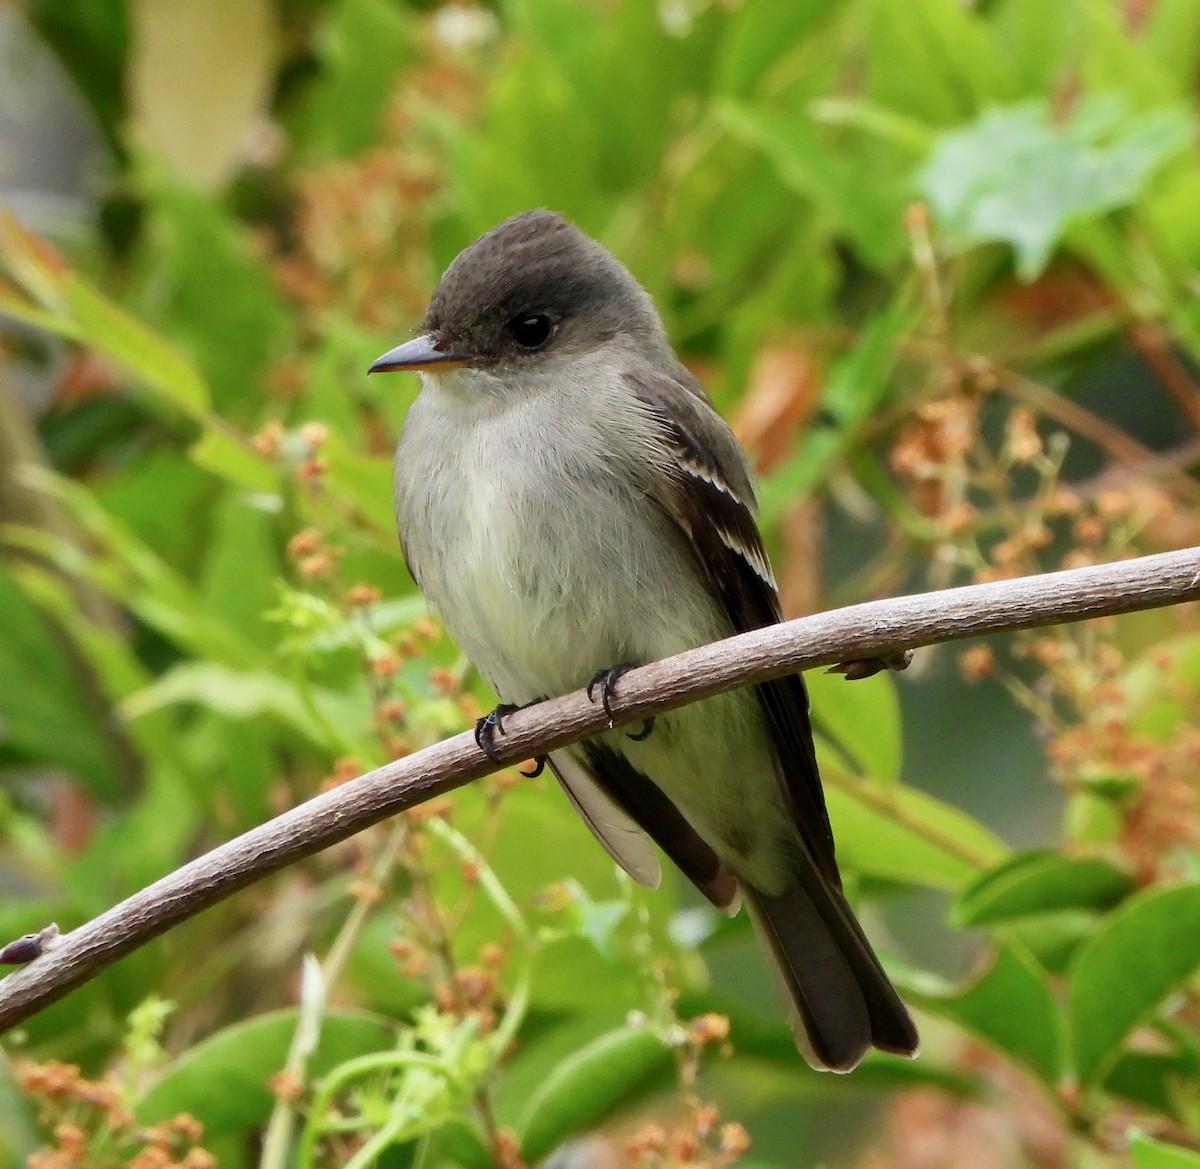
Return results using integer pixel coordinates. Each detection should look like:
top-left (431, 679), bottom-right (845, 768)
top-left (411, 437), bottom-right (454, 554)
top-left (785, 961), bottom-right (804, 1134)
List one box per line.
top-left (1, 546), bottom-right (1197, 1031)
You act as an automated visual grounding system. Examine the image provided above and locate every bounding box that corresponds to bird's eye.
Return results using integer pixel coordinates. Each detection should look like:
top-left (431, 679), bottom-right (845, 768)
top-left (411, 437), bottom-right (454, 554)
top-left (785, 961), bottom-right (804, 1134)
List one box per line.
top-left (509, 314), bottom-right (554, 350)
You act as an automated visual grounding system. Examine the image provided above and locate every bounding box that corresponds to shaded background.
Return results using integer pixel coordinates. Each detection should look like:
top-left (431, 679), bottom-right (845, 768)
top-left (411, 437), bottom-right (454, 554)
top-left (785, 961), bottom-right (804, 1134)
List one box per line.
top-left (2, 1), bottom-right (1200, 1167)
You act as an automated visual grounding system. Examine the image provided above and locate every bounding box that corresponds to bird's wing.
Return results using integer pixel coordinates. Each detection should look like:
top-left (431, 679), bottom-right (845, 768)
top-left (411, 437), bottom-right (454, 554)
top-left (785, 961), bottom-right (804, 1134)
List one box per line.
top-left (549, 747), bottom-right (740, 913)
top-left (547, 751), bottom-right (661, 888)
top-left (623, 366), bottom-right (841, 888)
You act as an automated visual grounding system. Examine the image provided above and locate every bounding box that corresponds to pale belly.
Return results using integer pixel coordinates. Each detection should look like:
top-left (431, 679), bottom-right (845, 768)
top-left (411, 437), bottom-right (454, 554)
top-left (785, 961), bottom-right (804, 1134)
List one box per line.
top-left (395, 383), bottom-right (795, 888)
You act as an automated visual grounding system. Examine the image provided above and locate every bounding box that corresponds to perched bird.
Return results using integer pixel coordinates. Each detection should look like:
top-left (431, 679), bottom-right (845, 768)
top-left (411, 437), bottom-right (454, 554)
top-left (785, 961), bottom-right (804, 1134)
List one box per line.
top-left (370, 209), bottom-right (918, 1071)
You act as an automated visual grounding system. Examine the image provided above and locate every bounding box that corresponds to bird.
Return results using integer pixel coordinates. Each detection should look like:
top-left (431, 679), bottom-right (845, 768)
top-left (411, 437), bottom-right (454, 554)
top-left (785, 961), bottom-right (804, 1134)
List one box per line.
top-left (369, 208), bottom-right (918, 1071)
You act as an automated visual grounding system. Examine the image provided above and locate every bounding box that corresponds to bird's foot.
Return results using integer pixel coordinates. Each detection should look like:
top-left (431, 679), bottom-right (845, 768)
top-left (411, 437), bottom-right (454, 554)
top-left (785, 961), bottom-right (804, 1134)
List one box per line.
top-left (587, 662), bottom-right (655, 740)
top-left (473, 702), bottom-right (522, 763)
top-left (827, 649), bottom-right (914, 681)
top-left (520, 755), bottom-right (548, 778)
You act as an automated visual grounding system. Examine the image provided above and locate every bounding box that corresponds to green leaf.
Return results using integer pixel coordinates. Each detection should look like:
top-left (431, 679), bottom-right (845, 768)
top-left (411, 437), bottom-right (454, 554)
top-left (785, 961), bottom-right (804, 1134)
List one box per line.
top-left (517, 1026), bottom-right (672, 1162)
top-left (26, 0), bottom-right (129, 149)
top-left (718, 102), bottom-right (907, 264)
top-left (991, 0), bottom-right (1071, 97)
top-left (137, 1010), bottom-right (396, 1135)
top-left (189, 427), bottom-right (279, 492)
top-left (1078, 0), bottom-right (1180, 106)
top-left (132, 182), bottom-right (292, 418)
top-left (322, 431), bottom-right (398, 538)
top-left (920, 943), bottom-right (1061, 1084)
top-left (121, 661), bottom-right (361, 751)
top-left (825, 769), bottom-right (1007, 891)
top-left (1130, 1131), bottom-right (1200, 1169)
top-left (865, 0), bottom-right (1012, 122)
top-left (715, 0), bottom-right (843, 96)
top-left (0, 210), bottom-right (210, 416)
top-left (759, 303), bottom-right (913, 517)
top-left (1069, 883), bottom-right (1200, 1085)
top-left (1144, 0), bottom-right (1200, 98)
top-left (0, 565), bottom-right (123, 798)
top-left (4, 473), bottom-right (262, 669)
top-left (919, 96), bottom-right (1194, 279)
top-left (1106, 1050), bottom-right (1200, 1119)
top-left (954, 851), bottom-right (1133, 927)
top-left (286, 0), bottom-right (412, 158)
top-left (492, 1010), bottom-right (638, 1129)
top-left (0, 274), bottom-right (82, 335)
top-left (807, 668), bottom-right (902, 783)
top-left (991, 910), bottom-right (1103, 975)
top-left (199, 491), bottom-right (282, 644)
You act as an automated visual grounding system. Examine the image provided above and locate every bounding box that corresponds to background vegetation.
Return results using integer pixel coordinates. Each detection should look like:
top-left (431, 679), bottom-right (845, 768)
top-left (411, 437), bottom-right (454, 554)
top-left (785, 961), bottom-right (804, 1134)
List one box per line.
top-left (2, 0), bottom-right (1200, 1166)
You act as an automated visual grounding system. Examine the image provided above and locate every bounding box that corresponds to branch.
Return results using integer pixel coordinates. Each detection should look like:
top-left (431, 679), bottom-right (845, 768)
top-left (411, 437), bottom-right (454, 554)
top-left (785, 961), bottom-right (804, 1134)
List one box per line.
top-left (1, 547), bottom-right (1197, 1031)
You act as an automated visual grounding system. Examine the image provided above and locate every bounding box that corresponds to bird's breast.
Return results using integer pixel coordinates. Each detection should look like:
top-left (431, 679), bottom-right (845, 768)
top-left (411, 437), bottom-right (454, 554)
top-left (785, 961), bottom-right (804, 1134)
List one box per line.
top-left (394, 388), bottom-right (727, 704)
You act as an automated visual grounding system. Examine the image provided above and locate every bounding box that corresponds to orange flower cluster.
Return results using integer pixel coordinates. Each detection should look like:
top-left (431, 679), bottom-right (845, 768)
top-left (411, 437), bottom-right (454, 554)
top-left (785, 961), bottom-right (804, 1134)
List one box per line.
top-left (15, 1060), bottom-right (212, 1169)
top-left (623, 1107), bottom-right (751, 1168)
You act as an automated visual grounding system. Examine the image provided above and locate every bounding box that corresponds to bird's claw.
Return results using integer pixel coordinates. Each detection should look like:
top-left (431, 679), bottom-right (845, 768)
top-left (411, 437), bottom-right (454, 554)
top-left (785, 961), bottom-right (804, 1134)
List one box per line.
top-left (520, 755), bottom-right (548, 778)
top-left (827, 650), bottom-right (914, 681)
top-left (474, 703), bottom-right (521, 763)
top-left (587, 663), bottom-right (636, 725)
top-left (587, 663), bottom-right (655, 740)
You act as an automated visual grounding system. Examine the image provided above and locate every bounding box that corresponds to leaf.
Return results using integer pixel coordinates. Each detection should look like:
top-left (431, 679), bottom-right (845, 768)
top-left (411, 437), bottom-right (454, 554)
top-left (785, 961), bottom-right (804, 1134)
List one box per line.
top-left (322, 431), bottom-right (398, 538)
top-left (1106, 1050), bottom-right (1200, 1119)
top-left (865, 0), bottom-right (1013, 122)
top-left (26, 0), bottom-right (129, 149)
top-left (4, 473), bottom-right (260, 668)
top-left (121, 661), bottom-right (361, 750)
top-left (807, 667), bottom-right (902, 783)
top-left (492, 1010), bottom-right (638, 1129)
top-left (991, 0), bottom-right (1071, 97)
top-left (517, 1026), bottom-right (672, 1162)
top-left (919, 96), bottom-right (1194, 279)
top-left (825, 769), bottom-right (1007, 891)
top-left (759, 303), bottom-right (913, 517)
top-left (954, 852), bottom-right (1133, 927)
top-left (199, 490), bottom-right (282, 644)
top-left (0, 564), bottom-right (124, 798)
top-left (137, 1010), bottom-right (396, 1135)
top-left (0, 211), bottom-right (210, 415)
top-left (994, 910), bottom-right (1104, 976)
top-left (718, 101), bottom-right (907, 264)
top-left (1144, 0), bottom-right (1200, 98)
top-left (132, 182), bottom-right (293, 417)
top-left (188, 427), bottom-right (279, 493)
top-left (715, 0), bottom-right (843, 96)
top-left (1069, 883), bottom-right (1200, 1085)
top-left (920, 943), bottom-right (1061, 1084)
top-left (1130, 1131), bottom-right (1200, 1169)
top-left (0, 274), bottom-right (82, 335)
top-left (3, 561), bottom-right (181, 766)
top-left (286, 0), bottom-right (413, 159)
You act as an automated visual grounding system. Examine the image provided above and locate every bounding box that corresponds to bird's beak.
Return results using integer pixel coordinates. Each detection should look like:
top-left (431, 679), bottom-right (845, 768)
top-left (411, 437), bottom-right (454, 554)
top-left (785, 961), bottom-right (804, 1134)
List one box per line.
top-left (368, 335), bottom-right (471, 374)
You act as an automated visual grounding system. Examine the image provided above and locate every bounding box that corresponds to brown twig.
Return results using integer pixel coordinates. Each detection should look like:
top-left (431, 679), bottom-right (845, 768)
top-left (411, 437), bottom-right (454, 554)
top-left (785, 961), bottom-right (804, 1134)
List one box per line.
top-left (0, 547), bottom-right (1198, 1031)
top-left (1127, 320), bottom-right (1200, 435)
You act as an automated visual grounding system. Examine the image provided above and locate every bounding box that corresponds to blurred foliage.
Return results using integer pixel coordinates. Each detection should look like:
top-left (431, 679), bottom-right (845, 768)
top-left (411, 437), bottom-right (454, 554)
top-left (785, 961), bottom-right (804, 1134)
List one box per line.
top-left (2, 0), bottom-right (1200, 1166)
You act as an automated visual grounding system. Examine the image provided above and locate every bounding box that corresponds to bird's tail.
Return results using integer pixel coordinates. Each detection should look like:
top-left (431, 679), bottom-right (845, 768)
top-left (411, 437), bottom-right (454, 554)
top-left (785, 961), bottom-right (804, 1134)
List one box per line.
top-left (740, 871), bottom-right (919, 1072)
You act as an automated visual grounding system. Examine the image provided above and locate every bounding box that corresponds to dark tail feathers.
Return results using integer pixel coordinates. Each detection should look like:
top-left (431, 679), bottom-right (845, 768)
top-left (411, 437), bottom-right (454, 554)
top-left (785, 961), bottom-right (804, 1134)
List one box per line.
top-left (741, 873), bottom-right (919, 1072)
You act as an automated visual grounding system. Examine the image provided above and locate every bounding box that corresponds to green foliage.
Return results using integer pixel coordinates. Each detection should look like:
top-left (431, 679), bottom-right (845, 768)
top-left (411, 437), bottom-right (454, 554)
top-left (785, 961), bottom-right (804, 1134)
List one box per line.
top-left (918, 96), bottom-right (1193, 278)
top-left (2, 0), bottom-right (1200, 1166)
top-left (515, 1027), bottom-right (673, 1163)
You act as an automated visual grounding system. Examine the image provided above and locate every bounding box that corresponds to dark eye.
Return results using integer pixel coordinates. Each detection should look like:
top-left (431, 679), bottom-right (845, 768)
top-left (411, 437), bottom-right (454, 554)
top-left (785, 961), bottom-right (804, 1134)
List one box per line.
top-left (509, 314), bottom-right (554, 350)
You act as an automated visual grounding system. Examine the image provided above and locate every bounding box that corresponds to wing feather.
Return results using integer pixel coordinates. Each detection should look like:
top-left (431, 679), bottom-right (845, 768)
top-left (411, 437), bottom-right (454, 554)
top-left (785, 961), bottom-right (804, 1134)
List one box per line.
top-left (547, 751), bottom-right (662, 888)
top-left (623, 366), bottom-right (841, 887)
